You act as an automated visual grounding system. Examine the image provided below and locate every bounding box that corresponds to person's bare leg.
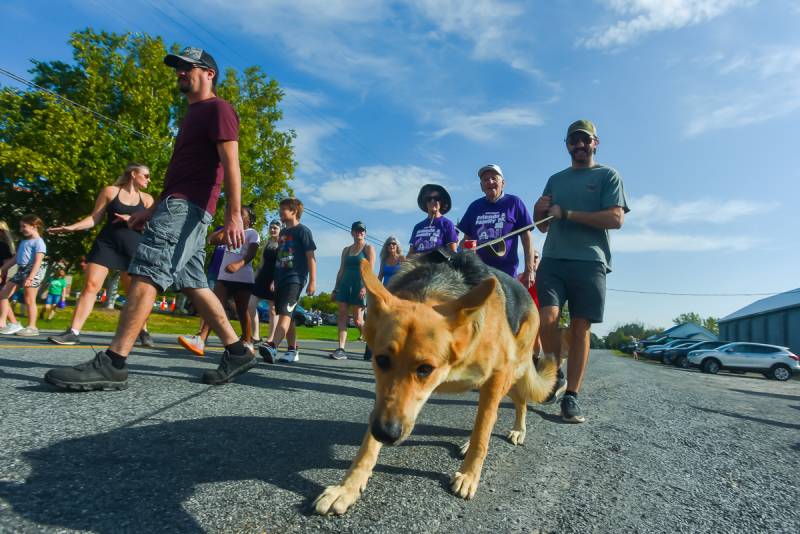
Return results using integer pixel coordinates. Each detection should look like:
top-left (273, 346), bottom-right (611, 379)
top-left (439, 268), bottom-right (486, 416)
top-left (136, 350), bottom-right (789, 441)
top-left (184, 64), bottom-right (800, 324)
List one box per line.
top-left (70, 263), bottom-right (109, 332)
top-left (233, 291), bottom-right (252, 344)
top-left (24, 287), bottom-right (38, 328)
top-left (539, 305), bottom-right (562, 363)
top-left (337, 301), bottom-right (349, 349)
top-left (248, 295), bottom-right (260, 341)
top-left (286, 320), bottom-right (297, 348)
top-left (566, 319), bottom-right (592, 393)
top-left (267, 300), bottom-right (278, 341)
top-left (270, 314), bottom-right (293, 348)
top-left (0, 283), bottom-right (17, 328)
top-left (354, 305), bottom-right (365, 340)
top-left (121, 271), bottom-right (150, 333)
top-left (108, 276), bottom-right (158, 356)
top-left (183, 286), bottom-right (239, 346)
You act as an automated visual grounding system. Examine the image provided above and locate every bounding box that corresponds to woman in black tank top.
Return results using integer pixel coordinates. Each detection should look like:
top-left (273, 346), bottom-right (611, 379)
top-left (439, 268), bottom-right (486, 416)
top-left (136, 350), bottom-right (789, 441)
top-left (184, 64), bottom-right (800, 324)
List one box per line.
top-left (46, 163), bottom-right (156, 346)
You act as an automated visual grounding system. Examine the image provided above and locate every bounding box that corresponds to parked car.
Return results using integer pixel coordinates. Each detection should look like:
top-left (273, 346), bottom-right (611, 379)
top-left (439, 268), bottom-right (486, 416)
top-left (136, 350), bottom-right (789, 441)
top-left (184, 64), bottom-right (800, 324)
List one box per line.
top-left (255, 301), bottom-right (321, 327)
top-left (666, 340), bottom-right (729, 367)
top-left (321, 313), bottom-right (338, 326)
top-left (687, 342), bottom-right (800, 381)
top-left (640, 338), bottom-right (694, 361)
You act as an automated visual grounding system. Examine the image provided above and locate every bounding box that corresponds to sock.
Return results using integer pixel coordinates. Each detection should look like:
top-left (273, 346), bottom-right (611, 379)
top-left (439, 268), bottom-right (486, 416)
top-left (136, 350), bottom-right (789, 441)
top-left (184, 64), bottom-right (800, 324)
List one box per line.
top-left (288, 345), bottom-right (297, 350)
top-left (71, 328), bottom-right (80, 336)
top-left (225, 340), bottom-right (247, 356)
top-left (106, 349), bottom-right (127, 369)
top-left (565, 390), bottom-right (578, 398)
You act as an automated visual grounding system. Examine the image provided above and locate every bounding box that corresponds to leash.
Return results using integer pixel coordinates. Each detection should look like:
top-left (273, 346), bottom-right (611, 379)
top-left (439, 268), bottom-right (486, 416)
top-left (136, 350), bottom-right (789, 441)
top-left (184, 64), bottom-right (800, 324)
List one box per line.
top-left (474, 215), bottom-right (555, 254)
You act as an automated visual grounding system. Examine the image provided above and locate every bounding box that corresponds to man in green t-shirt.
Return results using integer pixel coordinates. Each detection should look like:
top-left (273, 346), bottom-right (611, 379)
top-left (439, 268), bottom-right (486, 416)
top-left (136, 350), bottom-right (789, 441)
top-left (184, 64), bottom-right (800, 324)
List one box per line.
top-left (533, 119), bottom-right (629, 423)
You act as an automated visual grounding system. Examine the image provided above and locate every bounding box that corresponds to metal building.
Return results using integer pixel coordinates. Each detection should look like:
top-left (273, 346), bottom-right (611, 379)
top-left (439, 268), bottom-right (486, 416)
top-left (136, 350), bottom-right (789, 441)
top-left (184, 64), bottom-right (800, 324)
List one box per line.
top-left (719, 288), bottom-right (800, 354)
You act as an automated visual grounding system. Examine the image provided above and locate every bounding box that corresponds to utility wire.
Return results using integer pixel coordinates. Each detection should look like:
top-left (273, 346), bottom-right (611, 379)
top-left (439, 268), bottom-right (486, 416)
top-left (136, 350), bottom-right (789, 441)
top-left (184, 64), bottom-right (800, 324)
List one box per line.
top-left (607, 288), bottom-right (800, 297)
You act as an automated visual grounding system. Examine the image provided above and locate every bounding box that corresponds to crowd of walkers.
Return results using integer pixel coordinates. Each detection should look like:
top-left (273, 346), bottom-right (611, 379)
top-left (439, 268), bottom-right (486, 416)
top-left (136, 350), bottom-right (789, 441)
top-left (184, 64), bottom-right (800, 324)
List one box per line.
top-left (1, 45), bottom-right (629, 424)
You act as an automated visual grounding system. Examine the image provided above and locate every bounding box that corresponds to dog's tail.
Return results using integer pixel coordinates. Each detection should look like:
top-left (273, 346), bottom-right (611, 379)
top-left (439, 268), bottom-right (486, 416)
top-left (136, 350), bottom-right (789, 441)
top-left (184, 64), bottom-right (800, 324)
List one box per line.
top-left (521, 354), bottom-right (559, 404)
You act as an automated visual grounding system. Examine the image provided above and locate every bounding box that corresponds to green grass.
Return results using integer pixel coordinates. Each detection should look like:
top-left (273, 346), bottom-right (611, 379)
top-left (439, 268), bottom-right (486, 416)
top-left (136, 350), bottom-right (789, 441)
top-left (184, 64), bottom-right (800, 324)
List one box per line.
top-left (21, 305), bottom-right (361, 342)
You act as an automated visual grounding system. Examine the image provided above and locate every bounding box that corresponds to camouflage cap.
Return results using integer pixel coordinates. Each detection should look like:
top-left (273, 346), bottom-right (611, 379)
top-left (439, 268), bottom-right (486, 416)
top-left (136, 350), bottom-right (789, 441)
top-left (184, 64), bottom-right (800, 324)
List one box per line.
top-left (566, 119), bottom-right (597, 138)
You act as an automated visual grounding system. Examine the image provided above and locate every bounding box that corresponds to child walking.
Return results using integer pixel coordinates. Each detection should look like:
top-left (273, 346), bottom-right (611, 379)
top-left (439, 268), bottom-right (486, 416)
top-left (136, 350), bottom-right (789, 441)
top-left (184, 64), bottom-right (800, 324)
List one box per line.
top-left (42, 267), bottom-right (68, 321)
top-left (0, 215), bottom-right (47, 336)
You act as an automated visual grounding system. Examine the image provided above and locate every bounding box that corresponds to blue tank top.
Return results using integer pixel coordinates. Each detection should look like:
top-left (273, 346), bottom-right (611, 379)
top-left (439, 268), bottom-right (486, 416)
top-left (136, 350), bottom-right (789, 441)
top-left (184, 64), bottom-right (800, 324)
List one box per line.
top-left (382, 261), bottom-right (401, 285)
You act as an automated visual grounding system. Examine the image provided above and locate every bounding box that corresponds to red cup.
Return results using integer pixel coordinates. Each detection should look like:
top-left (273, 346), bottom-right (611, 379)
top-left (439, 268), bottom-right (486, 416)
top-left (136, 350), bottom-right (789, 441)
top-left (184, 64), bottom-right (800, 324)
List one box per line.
top-left (463, 239), bottom-right (477, 251)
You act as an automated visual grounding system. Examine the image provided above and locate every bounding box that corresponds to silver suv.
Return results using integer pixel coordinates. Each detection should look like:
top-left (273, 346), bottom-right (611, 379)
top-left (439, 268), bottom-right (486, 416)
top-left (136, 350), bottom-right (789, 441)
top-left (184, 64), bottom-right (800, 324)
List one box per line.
top-left (687, 342), bottom-right (800, 381)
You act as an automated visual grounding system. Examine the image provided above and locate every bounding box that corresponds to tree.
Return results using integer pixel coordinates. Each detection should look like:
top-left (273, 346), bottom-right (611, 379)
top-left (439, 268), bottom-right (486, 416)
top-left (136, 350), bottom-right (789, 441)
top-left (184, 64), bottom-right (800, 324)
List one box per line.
top-left (0, 29), bottom-right (294, 268)
top-left (672, 312), bottom-right (719, 335)
top-left (603, 322), bottom-right (663, 350)
top-left (300, 292), bottom-right (338, 314)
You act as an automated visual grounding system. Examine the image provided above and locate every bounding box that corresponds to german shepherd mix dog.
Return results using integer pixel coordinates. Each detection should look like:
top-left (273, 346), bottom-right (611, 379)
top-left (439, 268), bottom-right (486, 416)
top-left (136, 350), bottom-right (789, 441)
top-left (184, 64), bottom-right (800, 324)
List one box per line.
top-left (314, 252), bottom-right (558, 515)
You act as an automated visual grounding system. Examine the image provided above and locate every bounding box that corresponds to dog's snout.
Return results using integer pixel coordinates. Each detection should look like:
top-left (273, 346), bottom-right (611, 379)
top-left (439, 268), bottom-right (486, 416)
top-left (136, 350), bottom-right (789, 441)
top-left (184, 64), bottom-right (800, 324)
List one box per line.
top-left (371, 419), bottom-right (403, 444)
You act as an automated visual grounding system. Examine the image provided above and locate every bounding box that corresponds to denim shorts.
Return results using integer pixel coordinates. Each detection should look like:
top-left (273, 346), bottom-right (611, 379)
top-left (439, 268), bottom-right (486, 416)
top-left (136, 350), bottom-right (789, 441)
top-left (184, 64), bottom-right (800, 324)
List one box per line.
top-left (128, 197), bottom-right (213, 292)
top-left (536, 258), bottom-right (606, 323)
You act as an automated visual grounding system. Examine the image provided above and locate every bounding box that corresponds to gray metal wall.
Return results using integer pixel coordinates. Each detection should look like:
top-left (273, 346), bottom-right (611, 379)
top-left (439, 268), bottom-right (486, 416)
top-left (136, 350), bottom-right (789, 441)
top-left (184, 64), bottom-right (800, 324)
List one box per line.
top-left (719, 306), bottom-right (800, 354)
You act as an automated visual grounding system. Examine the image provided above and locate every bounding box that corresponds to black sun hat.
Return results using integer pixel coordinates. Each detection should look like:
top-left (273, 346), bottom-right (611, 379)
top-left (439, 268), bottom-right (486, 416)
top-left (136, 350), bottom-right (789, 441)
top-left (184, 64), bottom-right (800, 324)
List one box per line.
top-left (417, 184), bottom-right (452, 214)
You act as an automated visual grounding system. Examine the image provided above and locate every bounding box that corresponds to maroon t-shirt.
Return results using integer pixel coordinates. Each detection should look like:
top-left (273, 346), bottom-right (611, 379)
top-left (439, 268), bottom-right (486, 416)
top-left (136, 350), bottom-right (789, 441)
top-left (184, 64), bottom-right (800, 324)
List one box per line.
top-left (162, 97), bottom-right (239, 214)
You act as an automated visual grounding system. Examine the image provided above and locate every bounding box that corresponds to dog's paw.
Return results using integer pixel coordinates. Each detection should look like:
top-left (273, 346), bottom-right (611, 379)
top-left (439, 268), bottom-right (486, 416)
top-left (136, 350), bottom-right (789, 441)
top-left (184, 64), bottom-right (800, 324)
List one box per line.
top-left (507, 429), bottom-right (526, 445)
top-left (450, 471), bottom-right (480, 500)
top-left (459, 440), bottom-right (470, 458)
top-left (313, 485), bottom-right (360, 515)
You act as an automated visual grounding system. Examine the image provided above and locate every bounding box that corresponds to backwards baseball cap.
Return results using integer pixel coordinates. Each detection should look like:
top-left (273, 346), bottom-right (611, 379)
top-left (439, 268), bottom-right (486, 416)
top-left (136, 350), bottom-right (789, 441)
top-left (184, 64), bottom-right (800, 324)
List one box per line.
top-left (478, 164), bottom-right (504, 179)
top-left (566, 119), bottom-right (597, 138)
top-left (164, 47), bottom-right (219, 74)
top-left (351, 221), bottom-right (366, 232)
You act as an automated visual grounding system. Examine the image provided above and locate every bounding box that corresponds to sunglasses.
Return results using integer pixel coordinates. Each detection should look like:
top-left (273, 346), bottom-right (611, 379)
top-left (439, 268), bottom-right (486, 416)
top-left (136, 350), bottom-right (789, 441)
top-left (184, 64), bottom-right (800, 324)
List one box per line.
top-left (425, 195), bottom-right (441, 203)
top-left (566, 132), bottom-right (595, 145)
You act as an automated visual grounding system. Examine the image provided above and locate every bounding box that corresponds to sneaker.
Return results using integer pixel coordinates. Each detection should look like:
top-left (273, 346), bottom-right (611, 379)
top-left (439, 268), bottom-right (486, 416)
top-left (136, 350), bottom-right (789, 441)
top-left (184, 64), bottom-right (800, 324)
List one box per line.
top-left (541, 368), bottom-right (567, 405)
top-left (138, 330), bottom-right (155, 348)
top-left (0, 322), bottom-right (23, 335)
top-left (43, 351), bottom-right (128, 391)
top-left (259, 342), bottom-right (277, 364)
top-left (202, 350), bottom-right (257, 385)
top-left (279, 346), bottom-right (300, 363)
top-left (178, 334), bottom-right (205, 357)
top-left (15, 326), bottom-right (39, 337)
top-left (243, 341), bottom-right (255, 352)
top-left (330, 348), bottom-right (348, 360)
top-left (561, 394), bottom-right (586, 424)
top-left (49, 329), bottom-right (81, 345)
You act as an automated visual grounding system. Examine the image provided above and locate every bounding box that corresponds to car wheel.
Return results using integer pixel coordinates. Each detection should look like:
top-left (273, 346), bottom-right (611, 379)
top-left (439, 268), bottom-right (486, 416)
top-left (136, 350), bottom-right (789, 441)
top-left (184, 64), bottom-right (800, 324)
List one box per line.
top-left (676, 356), bottom-right (689, 369)
top-left (770, 365), bottom-right (792, 381)
top-left (702, 359), bottom-right (721, 374)
top-left (663, 354), bottom-right (673, 365)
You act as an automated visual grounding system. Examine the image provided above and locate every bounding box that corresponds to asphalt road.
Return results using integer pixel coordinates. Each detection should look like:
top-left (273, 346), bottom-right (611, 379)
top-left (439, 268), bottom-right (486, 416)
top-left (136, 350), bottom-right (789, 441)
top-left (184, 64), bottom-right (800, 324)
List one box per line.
top-left (0, 332), bottom-right (798, 533)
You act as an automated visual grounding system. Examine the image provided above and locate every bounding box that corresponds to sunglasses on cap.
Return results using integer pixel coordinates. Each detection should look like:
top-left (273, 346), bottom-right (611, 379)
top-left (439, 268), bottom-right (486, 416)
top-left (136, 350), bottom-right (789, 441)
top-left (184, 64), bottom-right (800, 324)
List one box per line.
top-left (566, 132), bottom-right (595, 145)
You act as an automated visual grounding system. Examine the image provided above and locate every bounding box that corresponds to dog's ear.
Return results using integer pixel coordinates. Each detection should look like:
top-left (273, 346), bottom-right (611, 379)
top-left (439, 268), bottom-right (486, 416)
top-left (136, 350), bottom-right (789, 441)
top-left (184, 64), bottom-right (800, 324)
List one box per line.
top-left (434, 277), bottom-right (496, 327)
top-left (360, 259), bottom-right (395, 315)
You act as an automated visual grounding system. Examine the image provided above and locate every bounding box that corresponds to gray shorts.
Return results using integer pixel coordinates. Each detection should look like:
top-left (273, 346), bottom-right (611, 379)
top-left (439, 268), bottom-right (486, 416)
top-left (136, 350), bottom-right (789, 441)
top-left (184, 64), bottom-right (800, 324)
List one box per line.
top-left (536, 258), bottom-right (606, 323)
top-left (10, 262), bottom-right (48, 288)
top-left (128, 197), bottom-right (213, 292)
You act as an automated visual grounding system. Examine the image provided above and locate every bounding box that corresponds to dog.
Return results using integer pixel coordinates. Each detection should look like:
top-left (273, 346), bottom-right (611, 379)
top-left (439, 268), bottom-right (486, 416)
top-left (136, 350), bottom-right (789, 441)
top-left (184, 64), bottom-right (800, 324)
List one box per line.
top-left (313, 251), bottom-right (558, 515)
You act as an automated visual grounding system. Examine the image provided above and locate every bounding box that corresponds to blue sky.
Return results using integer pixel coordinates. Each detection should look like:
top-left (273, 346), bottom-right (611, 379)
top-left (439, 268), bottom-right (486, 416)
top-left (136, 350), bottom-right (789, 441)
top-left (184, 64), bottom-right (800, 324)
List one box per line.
top-left (2, 0), bottom-right (797, 336)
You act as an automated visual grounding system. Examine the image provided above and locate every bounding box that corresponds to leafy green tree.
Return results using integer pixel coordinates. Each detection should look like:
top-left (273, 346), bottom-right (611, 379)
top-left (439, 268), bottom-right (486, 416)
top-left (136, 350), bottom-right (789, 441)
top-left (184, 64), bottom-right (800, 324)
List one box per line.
top-left (603, 322), bottom-right (663, 350)
top-left (703, 316), bottom-right (719, 335)
top-left (300, 292), bottom-right (338, 314)
top-left (0, 29), bottom-right (294, 269)
top-left (672, 312), bottom-right (703, 326)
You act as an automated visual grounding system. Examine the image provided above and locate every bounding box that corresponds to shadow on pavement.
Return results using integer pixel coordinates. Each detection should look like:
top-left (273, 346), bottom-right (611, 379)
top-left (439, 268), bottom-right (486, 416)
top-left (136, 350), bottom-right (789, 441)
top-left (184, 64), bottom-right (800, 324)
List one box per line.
top-left (728, 388), bottom-right (800, 401)
top-left (0, 417), bottom-right (460, 533)
top-left (691, 405), bottom-right (800, 431)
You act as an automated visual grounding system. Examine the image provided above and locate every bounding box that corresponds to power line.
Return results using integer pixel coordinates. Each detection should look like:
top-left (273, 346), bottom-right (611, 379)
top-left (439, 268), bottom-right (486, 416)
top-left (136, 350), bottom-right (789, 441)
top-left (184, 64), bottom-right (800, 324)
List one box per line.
top-left (0, 66), bottom-right (158, 143)
top-left (607, 288), bottom-right (800, 297)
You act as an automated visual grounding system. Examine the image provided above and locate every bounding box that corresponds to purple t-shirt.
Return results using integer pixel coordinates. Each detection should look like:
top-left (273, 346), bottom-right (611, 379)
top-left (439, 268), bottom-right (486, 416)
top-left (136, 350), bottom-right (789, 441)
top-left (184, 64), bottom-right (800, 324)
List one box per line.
top-left (456, 194), bottom-right (533, 277)
top-left (409, 216), bottom-right (459, 253)
top-left (162, 97), bottom-right (239, 215)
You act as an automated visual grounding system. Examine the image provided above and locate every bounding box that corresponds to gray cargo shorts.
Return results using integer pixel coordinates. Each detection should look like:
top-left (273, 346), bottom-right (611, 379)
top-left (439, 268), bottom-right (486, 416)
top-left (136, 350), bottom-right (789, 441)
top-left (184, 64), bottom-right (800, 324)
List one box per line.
top-left (536, 258), bottom-right (607, 323)
top-left (129, 196), bottom-right (213, 292)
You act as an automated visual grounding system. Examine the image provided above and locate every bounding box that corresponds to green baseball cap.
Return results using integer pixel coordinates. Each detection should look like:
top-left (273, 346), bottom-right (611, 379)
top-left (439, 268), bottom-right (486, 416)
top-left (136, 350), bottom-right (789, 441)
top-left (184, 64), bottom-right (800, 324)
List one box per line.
top-left (566, 119), bottom-right (597, 138)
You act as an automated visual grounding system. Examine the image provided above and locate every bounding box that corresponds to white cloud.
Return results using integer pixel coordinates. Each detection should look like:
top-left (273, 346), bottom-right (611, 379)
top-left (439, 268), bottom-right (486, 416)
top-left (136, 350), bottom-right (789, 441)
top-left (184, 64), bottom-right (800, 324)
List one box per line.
top-left (629, 195), bottom-right (774, 225)
top-left (614, 230), bottom-right (759, 252)
top-left (579, 0), bottom-right (751, 49)
top-left (312, 165), bottom-right (452, 213)
top-left (683, 47), bottom-right (800, 136)
top-left (432, 106), bottom-right (544, 141)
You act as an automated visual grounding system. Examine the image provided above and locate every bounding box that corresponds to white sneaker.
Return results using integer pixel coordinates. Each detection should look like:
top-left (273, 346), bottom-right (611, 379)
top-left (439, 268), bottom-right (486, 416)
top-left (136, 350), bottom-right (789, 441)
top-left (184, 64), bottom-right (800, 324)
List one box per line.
top-left (15, 326), bottom-right (39, 337)
top-left (0, 322), bottom-right (23, 335)
top-left (243, 341), bottom-right (254, 352)
top-left (177, 334), bottom-right (205, 356)
top-left (279, 346), bottom-right (300, 363)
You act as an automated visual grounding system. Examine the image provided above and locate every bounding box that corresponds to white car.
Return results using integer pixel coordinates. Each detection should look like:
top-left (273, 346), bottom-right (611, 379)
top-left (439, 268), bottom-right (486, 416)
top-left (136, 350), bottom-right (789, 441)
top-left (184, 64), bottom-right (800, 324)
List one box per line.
top-left (687, 342), bottom-right (800, 381)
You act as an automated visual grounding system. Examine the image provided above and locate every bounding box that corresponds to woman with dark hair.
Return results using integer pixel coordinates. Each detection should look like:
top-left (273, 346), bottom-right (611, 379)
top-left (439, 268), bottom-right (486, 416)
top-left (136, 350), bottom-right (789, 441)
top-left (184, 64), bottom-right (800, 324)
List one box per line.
top-left (47, 163), bottom-right (155, 346)
top-left (408, 184), bottom-right (458, 256)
